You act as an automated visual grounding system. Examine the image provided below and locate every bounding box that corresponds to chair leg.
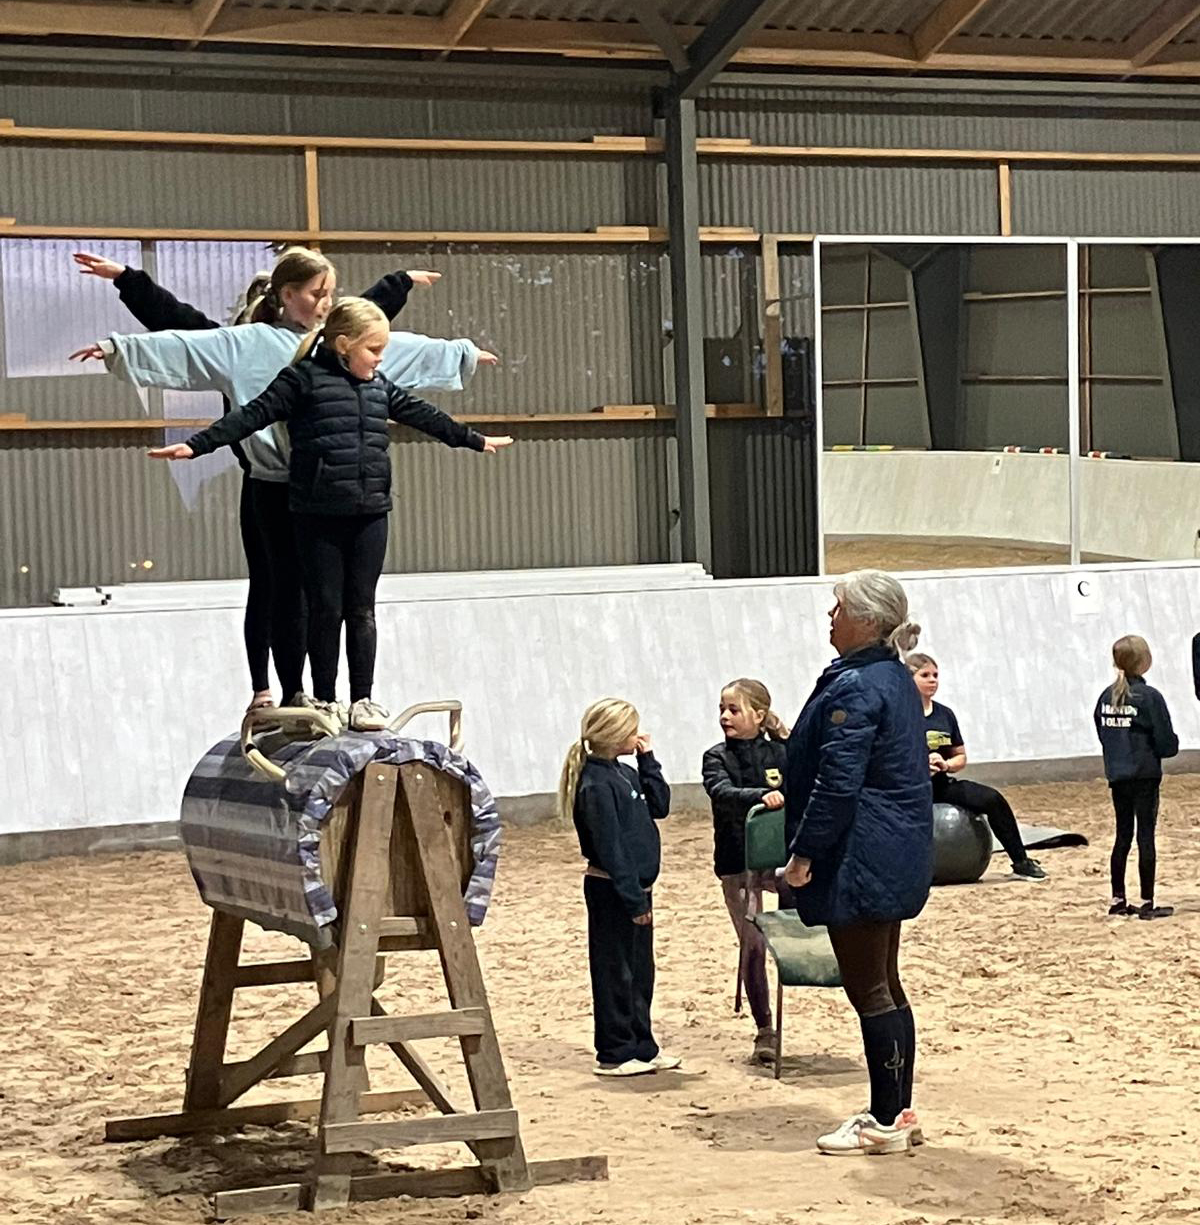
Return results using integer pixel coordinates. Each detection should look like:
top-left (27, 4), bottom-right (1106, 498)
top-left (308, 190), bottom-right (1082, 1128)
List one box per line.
top-left (733, 930), bottom-right (745, 1015)
top-left (774, 980), bottom-right (784, 1081)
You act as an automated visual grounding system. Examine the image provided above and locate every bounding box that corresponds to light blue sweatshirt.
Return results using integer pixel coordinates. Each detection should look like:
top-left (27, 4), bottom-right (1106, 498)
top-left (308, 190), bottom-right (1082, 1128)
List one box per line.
top-left (102, 322), bottom-right (482, 481)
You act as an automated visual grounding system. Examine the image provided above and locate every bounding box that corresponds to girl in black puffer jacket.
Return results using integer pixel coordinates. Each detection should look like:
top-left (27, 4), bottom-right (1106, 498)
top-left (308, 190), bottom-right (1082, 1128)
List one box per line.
top-left (701, 677), bottom-right (788, 1065)
top-left (149, 298), bottom-right (513, 732)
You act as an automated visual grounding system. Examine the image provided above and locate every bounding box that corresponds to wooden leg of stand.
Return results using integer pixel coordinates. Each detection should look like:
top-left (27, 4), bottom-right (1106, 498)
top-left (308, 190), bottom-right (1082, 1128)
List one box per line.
top-left (399, 763), bottom-right (532, 1192)
top-left (184, 910), bottom-right (245, 1111)
top-left (312, 948), bottom-right (371, 1095)
top-left (310, 768), bottom-right (397, 1210)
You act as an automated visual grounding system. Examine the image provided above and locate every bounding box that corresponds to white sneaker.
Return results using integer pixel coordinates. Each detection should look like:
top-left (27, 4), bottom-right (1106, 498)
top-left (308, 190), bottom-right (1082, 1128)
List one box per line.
top-left (816, 1111), bottom-right (917, 1156)
top-left (592, 1058), bottom-right (656, 1077)
top-left (311, 699), bottom-right (348, 732)
top-left (349, 698), bottom-right (391, 732)
top-left (649, 1052), bottom-right (682, 1072)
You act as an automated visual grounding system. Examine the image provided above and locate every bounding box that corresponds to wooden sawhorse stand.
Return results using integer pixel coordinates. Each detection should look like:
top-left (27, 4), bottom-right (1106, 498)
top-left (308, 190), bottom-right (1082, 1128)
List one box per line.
top-left (107, 761), bottom-right (604, 1217)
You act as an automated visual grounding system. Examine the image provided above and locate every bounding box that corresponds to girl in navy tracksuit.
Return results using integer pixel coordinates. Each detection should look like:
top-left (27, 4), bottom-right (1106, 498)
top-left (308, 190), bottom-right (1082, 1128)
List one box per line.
top-left (701, 677), bottom-right (788, 1065)
top-left (558, 698), bottom-right (678, 1077)
top-left (1094, 635), bottom-right (1179, 920)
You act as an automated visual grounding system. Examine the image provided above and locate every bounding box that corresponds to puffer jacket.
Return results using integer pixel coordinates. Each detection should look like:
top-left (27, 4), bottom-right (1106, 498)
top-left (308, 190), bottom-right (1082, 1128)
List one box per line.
top-left (785, 645), bottom-right (932, 929)
top-left (702, 734), bottom-right (787, 877)
top-left (186, 341), bottom-right (485, 515)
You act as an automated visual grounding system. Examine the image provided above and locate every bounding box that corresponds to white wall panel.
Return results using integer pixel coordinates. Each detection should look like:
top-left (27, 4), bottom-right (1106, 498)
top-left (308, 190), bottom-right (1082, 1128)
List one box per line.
top-left (5, 562), bottom-right (1200, 835)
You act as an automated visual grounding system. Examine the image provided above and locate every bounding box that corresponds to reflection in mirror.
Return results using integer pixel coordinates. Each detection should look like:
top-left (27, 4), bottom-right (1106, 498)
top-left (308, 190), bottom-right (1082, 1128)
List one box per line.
top-left (1080, 244), bottom-right (1195, 562)
top-left (819, 241), bottom-right (1070, 574)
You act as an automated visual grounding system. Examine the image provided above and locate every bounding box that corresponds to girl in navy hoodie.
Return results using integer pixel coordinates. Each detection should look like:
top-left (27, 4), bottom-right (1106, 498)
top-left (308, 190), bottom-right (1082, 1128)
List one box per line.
top-left (558, 698), bottom-right (678, 1078)
top-left (1094, 635), bottom-right (1179, 920)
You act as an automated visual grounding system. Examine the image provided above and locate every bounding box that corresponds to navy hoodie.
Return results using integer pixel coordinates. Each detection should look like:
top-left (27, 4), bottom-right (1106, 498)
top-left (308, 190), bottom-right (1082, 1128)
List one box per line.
top-left (573, 753), bottom-right (670, 917)
top-left (1094, 676), bottom-right (1179, 782)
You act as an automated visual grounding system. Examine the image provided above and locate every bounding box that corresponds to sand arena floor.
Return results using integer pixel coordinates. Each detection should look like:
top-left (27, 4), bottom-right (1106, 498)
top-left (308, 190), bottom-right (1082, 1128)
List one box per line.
top-left (3, 777), bottom-right (1199, 1225)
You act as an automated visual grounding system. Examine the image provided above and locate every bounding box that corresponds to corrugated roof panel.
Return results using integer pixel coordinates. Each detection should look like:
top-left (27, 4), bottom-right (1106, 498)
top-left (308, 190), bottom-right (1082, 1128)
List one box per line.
top-left (701, 85), bottom-right (1200, 154)
top-left (226, 0), bottom-right (445, 13)
top-left (1012, 165), bottom-right (1200, 237)
top-left (318, 150), bottom-right (656, 232)
top-left (775, 0), bottom-right (931, 36)
top-left (0, 144), bottom-right (304, 231)
top-left (960, 0), bottom-right (1142, 43)
top-left (701, 160), bottom-right (998, 236)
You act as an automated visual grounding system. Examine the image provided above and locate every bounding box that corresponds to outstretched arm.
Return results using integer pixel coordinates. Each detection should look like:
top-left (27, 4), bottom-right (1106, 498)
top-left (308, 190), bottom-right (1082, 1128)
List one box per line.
top-left (74, 252), bottom-right (220, 331)
top-left (148, 366), bottom-right (305, 460)
top-left (380, 332), bottom-right (497, 392)
top-left (385, 382), bottom-right (513, 453)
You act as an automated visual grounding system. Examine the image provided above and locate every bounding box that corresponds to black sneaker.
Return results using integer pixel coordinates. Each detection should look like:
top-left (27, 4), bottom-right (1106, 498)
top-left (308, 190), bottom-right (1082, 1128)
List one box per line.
top-left (1011, 858), bottom-right (1047, 881)
top-left (1137, 902), bottom-right (1174, 920)
top-left (1108, 899), bottom-right (1133, 916)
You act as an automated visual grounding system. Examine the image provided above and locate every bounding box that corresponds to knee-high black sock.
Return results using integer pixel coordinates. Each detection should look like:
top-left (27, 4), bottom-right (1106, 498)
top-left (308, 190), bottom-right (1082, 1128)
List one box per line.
top-left (860, 1009), bottom-right (906, 1126)
top-left (896, 1005), bottom-right (915, 1110)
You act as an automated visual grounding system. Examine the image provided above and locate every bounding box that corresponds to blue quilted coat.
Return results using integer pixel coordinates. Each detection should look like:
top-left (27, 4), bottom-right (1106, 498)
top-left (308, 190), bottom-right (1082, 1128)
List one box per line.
top-left (785, 645), bottom-right (933, 929)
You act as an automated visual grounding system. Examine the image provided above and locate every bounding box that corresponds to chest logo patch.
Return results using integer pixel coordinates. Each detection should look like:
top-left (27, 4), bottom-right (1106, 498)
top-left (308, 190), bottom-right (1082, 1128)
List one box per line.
top-left (764, 768), bottom-right (783, 787)
top-left (830, 709), bottom-right (847, 726)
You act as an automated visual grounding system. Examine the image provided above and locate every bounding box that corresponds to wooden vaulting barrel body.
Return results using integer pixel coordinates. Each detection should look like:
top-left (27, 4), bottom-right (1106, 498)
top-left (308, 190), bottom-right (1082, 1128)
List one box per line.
top-left (180, 731), bottom-right (501, 948)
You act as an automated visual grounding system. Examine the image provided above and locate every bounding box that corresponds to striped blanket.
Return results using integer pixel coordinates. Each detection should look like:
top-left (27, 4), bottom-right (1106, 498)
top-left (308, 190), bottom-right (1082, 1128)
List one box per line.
top-left (180, 731), bottom-right (501, 948)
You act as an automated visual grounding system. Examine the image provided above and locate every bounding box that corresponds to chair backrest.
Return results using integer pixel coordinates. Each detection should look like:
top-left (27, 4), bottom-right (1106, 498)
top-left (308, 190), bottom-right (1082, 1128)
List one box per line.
top-left (744, 803), bottom-right (788, 873)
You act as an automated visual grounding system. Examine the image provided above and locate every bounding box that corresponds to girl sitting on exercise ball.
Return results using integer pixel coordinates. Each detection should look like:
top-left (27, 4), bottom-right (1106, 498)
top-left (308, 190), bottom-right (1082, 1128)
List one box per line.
top-left (907, 654), bottom-right (1045, 881)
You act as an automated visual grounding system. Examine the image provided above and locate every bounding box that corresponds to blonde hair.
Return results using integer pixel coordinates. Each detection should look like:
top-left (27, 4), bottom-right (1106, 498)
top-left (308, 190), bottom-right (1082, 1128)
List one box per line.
top-left (1110, 635), bottom-right (1152, 706)
top-left (293, 296), bottom-right (388, 365)
top-left (556, 698), bottom-right (640, 823)
top-left (248, 246), bottom-right (334, 324)
top-left (906, 652), bottom-right (937, 673)
top-left (834, 569), bottom-right (921, 655)
top-left (721, 678), bottom-right (789, 740)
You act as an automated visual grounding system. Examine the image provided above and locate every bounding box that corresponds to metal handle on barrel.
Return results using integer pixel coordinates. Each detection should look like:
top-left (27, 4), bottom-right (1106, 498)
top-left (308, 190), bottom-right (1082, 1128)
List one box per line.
top-left (240, 705), bottom-right (342, 782)
top-left (388, 700), bottom-right (464, 752)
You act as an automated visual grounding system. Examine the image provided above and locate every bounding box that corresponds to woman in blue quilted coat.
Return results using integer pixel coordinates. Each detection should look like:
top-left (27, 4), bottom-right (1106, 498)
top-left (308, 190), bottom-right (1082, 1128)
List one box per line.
top-left (783, 570), bottom-right (932, 1156)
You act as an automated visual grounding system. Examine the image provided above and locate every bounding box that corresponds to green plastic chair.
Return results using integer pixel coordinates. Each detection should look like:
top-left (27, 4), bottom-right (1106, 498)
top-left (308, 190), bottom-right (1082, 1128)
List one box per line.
top-left (741, 804), bottom-right (842, 1079)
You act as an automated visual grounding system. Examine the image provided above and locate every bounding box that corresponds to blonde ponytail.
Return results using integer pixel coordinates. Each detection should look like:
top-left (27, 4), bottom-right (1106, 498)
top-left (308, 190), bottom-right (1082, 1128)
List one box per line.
top-left (556, 698), bottom-right (641, 823)
top-left (1110, 634), bottom-right (1152, 707)
top-left (556, 741), bottom-right (587, 824)
top-left (763, 709), bottom-right (790, 741)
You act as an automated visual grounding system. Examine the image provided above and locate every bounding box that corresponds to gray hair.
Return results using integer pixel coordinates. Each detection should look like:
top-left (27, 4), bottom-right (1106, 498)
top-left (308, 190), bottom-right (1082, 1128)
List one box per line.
top-left (833, 569), bottom-right (921, 655)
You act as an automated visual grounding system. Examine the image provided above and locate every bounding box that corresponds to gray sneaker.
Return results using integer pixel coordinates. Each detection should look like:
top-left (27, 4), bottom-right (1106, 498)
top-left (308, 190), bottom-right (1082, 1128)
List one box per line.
top-left (349, 698), bottom-right (390, 732)
top-left (285, 691), bottom-right (314, 709)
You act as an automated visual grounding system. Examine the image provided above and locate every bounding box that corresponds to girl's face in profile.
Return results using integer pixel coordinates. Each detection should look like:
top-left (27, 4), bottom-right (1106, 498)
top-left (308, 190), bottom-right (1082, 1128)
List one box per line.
top-left (617, 725), bottom-right (640, 756)
top-left (282, 271), bottom-right (336, 329)
top-left (719, 690), bottom-right (764, 740)
top-left (912, 664), bottom-right (939, 702)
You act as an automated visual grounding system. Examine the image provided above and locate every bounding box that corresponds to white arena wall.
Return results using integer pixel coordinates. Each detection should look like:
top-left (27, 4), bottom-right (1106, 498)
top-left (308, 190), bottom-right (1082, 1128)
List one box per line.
top-left (822, 451), bottom-right (1200, 561)
top-left (5, 560), bottom-right (1200, 849)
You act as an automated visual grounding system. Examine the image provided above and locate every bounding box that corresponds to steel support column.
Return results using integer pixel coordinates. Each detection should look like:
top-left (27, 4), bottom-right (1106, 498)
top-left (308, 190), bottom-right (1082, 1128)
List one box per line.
top-left (664, 92), bottom-right (711, 569)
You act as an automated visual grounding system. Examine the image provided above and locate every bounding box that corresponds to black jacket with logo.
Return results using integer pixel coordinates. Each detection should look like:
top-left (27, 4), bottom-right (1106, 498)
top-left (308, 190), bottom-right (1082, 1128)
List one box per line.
top-left (186, 341), bottom-right (484, 516)
top-left (1094, 676), bottom-right (1179, 782)
top-left (573, 753), bottom-right (671, 918)
top-left (702, 733), bottom-right (788, 877)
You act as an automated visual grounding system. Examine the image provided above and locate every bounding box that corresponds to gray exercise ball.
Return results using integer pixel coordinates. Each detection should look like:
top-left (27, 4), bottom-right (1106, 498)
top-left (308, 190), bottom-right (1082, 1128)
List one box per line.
top-left (931, 803), bottom-right (992, 885)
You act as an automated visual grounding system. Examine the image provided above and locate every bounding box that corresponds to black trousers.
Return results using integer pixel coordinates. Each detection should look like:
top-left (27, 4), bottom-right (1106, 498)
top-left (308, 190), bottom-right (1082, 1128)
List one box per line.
top-left (294, 511), bottom-right (389, 703)
top-left (584, 877), bottom-right (658, 1066)
top-left (1109, 778), bottom-right (1160, 902)
top-left (238, 473), bottom-right (272, 694)
top-left (828, 920), bottom-right (914, 1126)
top-left (933, 773), bottom-right (1027, 865)
top-left (250, 480), bottom-right (308, 700)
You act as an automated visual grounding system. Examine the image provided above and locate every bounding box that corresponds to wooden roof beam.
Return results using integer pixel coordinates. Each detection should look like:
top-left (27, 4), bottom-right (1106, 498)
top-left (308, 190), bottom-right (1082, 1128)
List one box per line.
top-left (1125, 0), bottom-right (1200, 69)
top-left (439, 0), bottom-right (491, 49)
top-left (911, 0), bottom-right (995, 62)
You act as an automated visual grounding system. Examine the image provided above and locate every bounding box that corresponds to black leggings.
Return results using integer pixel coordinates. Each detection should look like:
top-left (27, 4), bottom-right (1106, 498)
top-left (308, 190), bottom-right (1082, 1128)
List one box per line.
top-left (295, 512), bottom-right (389, 703)
top-left (1109, 778), bottom-right (1160, 902)
top-left (933, 773), bottom-right (1027, 865)
top-left (238, 473), bottom-right (272, 694)
top-left (828, 920), bottom-right (914, 1126)
top-left (250, 480), bottom-right (308, 700)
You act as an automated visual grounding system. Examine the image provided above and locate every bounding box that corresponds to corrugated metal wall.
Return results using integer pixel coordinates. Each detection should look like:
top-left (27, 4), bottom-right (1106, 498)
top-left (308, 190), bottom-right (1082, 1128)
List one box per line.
top-left (8, 67), bottom-right (1200, 604)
